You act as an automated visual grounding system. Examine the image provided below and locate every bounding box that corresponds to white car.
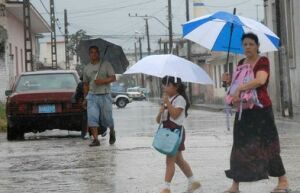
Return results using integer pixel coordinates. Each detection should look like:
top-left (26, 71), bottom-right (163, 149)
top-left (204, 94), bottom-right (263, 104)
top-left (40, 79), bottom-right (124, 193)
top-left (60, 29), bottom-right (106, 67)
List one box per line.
top-left (126, 87), bottom-right (146, 101)
top-left (111, 92), bottom-right (133, 108)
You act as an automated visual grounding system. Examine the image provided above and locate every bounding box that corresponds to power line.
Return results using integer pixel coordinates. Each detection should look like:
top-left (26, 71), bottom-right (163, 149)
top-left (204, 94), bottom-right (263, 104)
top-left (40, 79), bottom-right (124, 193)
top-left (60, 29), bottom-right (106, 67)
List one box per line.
top-left (39, 0), bottom-right (63, 35)
top-left (41, 34), bottom-right (182, 38)
top-left (39, 0), bottom-right (135, 15)
top-left (203, 0), bottom-right (252, 8)
top-left (68, 0), bottom-right (155, 19)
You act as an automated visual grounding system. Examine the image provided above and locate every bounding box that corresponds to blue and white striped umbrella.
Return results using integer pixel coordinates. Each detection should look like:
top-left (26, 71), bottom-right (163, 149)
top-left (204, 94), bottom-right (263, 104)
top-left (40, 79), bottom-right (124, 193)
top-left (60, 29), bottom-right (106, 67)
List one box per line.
top-left (182, 11), bottom-right (280, 54)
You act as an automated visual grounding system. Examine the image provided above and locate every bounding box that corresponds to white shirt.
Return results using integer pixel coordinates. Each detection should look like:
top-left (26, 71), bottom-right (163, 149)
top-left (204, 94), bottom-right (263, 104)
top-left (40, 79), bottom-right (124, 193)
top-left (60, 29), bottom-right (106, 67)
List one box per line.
top-left (162, 95), bottom-right (186, 126)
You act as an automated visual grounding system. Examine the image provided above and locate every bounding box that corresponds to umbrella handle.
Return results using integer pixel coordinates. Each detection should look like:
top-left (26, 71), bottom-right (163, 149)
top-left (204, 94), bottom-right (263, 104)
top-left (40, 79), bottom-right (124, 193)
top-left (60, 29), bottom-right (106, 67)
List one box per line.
top-left (95, 46), bottom-right (110, 80)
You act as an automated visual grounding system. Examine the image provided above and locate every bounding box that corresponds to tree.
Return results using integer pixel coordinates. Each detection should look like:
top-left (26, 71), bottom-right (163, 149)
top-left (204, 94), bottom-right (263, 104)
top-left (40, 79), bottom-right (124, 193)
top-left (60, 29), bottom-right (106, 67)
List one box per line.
top-left (67, 29), bottom-right (90, 62)
top-left (0, 25), bottom-right (8, 58)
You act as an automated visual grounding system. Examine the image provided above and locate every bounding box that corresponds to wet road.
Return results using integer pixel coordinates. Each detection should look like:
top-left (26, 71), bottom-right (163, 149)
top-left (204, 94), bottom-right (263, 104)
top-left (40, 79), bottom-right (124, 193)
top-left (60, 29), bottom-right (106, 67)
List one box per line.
top-left (0, 101), bottom-right (299, 193)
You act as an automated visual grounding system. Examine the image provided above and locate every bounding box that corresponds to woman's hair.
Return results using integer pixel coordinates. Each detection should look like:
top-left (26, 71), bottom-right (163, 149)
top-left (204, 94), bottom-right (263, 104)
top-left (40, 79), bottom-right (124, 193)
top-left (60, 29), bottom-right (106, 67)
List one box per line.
top-left (162, 76), bottom-right (190, 117)
top-left (241, 32), bottom-right (260, 53)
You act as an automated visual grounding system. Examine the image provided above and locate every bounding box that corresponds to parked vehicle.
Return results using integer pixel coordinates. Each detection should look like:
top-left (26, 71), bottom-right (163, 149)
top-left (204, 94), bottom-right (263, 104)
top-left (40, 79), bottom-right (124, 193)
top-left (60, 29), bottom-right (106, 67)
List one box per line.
top-left (126, 87), bottom-right (146, 101)
top-left (5, 70), bottom-right (86, 140)
top-left (111, 92), bottom-right (132, 108)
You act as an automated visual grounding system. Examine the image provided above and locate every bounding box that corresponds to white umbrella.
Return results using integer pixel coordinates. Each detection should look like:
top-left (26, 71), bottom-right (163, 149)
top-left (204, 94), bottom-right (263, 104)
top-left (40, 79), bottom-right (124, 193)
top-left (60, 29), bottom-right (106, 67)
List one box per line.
top-left (124, 54), bottom-right (213, 85)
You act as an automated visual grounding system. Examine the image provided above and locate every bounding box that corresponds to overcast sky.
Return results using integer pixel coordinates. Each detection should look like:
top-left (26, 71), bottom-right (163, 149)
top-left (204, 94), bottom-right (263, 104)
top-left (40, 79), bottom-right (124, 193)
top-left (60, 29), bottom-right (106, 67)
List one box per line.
top-left (31, 0), bottom-right (265, 52)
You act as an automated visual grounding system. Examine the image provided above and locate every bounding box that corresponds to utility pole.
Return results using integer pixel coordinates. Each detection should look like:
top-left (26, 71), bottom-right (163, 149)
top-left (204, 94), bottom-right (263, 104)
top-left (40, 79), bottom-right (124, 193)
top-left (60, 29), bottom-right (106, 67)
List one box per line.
top-left (64, 9), bottom-right (69, 70)
top-left (134, 42), bottom-right (138, 62)
top-left (186, 0), bottom-right (193, 104)
top-left (138, 37), bottom-right (142, 60)
top-left (138, 37), bottom-right (144, 87)
top-left (168, 0), bottom-right (173, 53)
top-left (50, 0), bottom-right (57, 69)
top-left (158, 38), bottom-right (162, 54)
top-left (128, 14), bottom-right (151, 56)
top-left (134, 42), bottom-right (138, 86)
top-left (23, 0), bottom-right (33, 71)
top-left (145, 17), bottom-right (151, 55)
top-left (275, 0), bottom-right (293, 117)
top-left (186, 0), bottom-right (191, 60)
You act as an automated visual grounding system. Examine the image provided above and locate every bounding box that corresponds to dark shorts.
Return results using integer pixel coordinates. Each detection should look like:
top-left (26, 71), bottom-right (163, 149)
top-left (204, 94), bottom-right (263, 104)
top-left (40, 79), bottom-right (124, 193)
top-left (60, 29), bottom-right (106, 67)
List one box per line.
top-left (171, 128), bottom-right (185, 152)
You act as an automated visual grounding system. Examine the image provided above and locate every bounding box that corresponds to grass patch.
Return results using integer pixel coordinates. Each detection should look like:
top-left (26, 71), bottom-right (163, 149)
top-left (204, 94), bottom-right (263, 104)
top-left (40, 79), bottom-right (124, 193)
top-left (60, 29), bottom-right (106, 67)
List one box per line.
top-left (0, 103), bottom-right (7, 132)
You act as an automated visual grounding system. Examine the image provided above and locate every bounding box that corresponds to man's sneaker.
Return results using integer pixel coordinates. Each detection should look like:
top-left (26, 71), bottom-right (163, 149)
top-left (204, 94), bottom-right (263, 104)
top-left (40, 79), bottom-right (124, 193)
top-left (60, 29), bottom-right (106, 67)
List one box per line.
top-left (89, 139), bottom-right (100, 147)
top-left (101, 130), bottom-right (107, 137)
top-left (187, 181), bottom-right (201, 193)
top-left (109, 130), bottom-right (116, 145)
top-left (83, 133), bottom-right (90, 140)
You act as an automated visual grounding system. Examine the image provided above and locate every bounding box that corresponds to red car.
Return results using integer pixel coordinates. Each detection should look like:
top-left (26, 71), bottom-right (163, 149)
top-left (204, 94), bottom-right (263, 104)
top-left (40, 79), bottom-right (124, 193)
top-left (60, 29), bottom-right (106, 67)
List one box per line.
top-left (5, 70), bottom-right (86, 140)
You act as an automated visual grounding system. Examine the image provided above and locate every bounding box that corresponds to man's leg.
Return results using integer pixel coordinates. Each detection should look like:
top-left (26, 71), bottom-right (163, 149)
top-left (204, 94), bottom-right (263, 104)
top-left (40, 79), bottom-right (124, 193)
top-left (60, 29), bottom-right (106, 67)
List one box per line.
top-left (89, 127), bottom-right (100, 146)
top-left (90, 127), bottom-right (98, 140)
top-left (100, 94), bottom-right (116, 145)
top-left (87, 95), bottom-right (100, 147)
top-left (109, 126), bottom-right (116, 145)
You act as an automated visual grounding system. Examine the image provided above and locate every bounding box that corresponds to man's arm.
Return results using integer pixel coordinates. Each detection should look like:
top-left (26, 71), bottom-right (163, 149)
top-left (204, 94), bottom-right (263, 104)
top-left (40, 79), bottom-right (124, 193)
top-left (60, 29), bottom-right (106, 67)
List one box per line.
top-left (94, 62), bottom-right (116, 85)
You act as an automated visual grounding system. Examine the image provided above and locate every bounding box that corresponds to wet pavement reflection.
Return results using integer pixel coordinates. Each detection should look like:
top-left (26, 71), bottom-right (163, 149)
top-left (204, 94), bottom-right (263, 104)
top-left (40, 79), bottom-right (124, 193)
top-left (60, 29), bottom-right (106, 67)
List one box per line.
top-left (0, 101), bottom-right (299, 193)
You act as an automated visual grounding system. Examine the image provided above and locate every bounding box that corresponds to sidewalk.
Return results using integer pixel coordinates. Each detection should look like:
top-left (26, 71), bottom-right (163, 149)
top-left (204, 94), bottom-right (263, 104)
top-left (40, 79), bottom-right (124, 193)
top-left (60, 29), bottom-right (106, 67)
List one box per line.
top-left (192, 103), bottom-right (300, 123)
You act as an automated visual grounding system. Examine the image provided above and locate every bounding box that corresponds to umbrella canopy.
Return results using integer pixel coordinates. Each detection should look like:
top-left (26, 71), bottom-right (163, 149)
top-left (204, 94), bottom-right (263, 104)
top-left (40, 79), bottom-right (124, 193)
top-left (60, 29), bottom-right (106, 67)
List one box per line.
top-left (182, 11), bottom-right (280, 54)
top-left (124, 54), bottom-right (213, 85)
top-left (77, 38), bottom-right (129, 74)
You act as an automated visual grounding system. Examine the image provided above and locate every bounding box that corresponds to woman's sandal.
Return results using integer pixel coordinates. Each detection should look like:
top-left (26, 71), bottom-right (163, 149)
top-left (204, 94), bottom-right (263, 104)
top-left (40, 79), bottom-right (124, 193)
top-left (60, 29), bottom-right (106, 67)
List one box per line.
top-left (270, 187), bottom-right (291, 193)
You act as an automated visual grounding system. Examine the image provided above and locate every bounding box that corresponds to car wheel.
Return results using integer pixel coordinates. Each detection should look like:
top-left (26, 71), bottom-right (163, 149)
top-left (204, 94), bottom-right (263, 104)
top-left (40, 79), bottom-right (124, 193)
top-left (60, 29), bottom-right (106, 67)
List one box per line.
top-left (7, 125), bottom-right (16, 141)
top-left (7, 125), bottom-right (24, 141)
top-left (116, 98), bottom-right (127, 108)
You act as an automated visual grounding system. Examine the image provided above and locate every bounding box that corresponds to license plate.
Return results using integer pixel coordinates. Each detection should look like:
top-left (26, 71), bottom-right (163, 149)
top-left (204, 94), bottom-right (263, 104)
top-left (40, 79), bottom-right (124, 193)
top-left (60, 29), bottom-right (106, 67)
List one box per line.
top-left (38, 104), bottom-right (56, 113)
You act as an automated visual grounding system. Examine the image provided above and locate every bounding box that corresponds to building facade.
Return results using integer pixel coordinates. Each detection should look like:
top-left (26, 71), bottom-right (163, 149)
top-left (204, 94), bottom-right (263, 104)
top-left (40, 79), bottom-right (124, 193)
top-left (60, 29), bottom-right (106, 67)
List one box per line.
top-left (264, 0), bottom-right (300, 116)
top-left (0, 0), bottom-right (50, 101)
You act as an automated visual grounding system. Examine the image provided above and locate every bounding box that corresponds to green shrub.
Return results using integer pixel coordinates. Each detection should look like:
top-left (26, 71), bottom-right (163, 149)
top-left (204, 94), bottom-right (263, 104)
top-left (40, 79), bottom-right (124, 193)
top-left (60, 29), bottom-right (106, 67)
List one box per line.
top-left (0, 103), bottom-right (7, 132)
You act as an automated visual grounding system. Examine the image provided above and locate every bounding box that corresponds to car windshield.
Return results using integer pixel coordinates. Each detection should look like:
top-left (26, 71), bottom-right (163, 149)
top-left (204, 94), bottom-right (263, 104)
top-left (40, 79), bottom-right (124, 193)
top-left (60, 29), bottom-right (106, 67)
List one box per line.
top-left (15, 73), bottom-right (77, 92)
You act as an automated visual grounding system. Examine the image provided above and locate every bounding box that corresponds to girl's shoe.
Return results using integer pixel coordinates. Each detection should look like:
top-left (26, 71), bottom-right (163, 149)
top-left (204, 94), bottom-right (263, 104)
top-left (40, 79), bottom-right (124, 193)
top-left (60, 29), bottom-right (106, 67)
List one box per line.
top-left (160, 188), bottom-right (171, 193)
top-left (187, 181), bottom-right (201, 193)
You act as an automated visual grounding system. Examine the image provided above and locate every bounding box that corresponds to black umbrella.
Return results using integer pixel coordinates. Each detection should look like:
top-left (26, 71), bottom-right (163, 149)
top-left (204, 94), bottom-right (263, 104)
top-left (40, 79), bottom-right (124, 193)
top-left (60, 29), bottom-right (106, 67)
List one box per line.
top-left (77, 38), bottom-right (129, 74)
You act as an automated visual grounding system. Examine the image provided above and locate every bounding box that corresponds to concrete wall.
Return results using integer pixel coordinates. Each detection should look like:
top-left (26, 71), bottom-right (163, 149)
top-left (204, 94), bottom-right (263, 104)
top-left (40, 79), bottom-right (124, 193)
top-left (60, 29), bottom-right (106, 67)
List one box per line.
top-left (39, 41), bottom-right (67, 70)
top-left (265, 0), bottom-right (300, 114)
top-left (0, 7), bottom-right (38, 101)
top-left (0, 9), bottom-right (26, 101)
top-left (288, 0), bottom-right (300, 112)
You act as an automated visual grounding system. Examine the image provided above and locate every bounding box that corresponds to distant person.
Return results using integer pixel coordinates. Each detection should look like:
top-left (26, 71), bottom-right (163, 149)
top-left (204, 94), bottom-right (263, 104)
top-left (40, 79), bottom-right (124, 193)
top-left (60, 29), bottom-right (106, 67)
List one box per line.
top-left (73, 75), bottom-right (88, 139)
top-left (222, 33), bottom-right (289, 193)
top-left (82, 45), bottom-right (116, 147)
top-left (156, 76), bottom-right (201, 193)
